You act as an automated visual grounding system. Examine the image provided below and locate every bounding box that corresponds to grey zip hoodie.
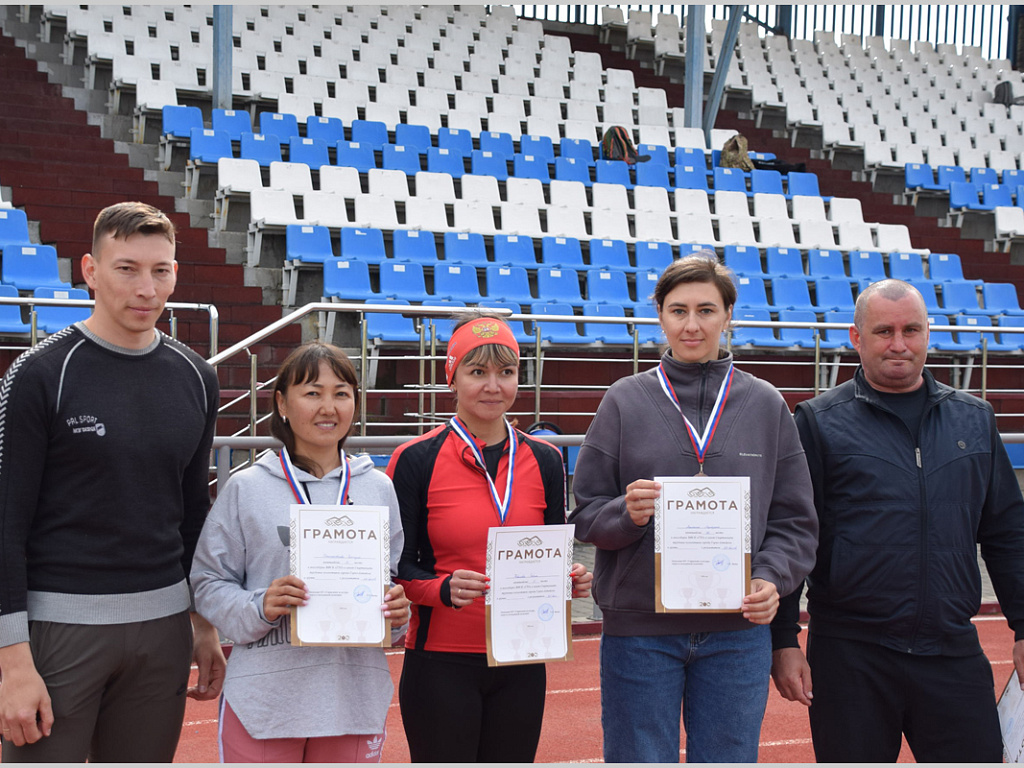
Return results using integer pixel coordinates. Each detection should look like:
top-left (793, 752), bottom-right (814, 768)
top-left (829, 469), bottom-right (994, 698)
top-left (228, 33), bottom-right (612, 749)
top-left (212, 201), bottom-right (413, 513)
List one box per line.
top-left (191, 451), bottom-right (403, 739)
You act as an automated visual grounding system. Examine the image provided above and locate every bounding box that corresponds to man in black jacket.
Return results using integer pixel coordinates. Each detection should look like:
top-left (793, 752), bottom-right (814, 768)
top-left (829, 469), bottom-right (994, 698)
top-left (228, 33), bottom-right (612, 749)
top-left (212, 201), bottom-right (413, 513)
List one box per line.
top-left (771, 278), bottom-right (1024, 761)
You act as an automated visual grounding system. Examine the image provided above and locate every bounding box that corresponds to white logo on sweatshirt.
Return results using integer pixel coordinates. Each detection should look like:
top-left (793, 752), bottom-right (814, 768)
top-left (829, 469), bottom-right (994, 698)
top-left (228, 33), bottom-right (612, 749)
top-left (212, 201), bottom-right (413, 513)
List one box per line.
top-left (67, 414), bottom-right (106, 437)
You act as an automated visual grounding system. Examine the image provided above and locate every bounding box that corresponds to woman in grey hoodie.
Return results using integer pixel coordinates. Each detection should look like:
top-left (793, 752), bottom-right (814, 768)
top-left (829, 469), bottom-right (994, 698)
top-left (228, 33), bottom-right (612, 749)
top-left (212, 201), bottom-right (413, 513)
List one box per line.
top-left (569, 255), bottom-right (817, 763)
top-left (191, 343), bottom-right (409, 763)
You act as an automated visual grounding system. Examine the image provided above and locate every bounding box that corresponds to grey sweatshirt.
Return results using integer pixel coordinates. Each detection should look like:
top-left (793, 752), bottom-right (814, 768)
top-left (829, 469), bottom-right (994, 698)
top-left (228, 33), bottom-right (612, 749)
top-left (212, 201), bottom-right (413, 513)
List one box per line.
top-left (191, 451), bottom-right (403, 739)
top-left (569, 352), bottom-right (818, 636)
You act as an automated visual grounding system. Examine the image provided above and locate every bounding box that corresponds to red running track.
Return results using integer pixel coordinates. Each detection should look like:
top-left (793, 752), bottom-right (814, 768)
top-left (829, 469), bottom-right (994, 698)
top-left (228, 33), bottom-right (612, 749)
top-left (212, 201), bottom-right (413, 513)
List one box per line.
top-left (169, 617), bottom-right (1016, 763)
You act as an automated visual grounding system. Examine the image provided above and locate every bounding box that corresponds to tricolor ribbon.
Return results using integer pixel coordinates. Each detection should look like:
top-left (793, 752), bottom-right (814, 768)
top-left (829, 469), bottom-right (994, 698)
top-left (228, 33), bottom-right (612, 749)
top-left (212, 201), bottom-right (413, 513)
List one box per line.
top-left (279, 446), bottom-right (350, 505)
top-left (656, 362), bottom-right (734, 473)
top-left (449, 416), bottom-right (516, 524)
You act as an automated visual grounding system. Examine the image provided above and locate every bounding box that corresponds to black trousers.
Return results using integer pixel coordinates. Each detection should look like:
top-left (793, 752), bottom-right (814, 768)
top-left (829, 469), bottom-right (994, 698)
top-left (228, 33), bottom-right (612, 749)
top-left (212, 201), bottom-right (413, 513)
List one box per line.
top-left (399, 648), bottom-right (547, 763)
top-left (806, 633), bottom-right (1003, 762)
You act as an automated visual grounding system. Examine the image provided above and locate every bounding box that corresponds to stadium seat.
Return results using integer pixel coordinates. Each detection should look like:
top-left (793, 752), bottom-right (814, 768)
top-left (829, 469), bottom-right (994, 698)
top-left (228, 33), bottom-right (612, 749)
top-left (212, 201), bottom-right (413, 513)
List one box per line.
top-left (751, 169), bottom-right (785, 196)
top-left (635, 241), bottom-right (673, 274)
top-left (530, 302), bottom-right (597, 344)
top-left (888, 251), bottom-right (928, 282)
top-left (433, 263), bottom-right (483, 303)
top-left (807, 249), bottom-right (848, 280)
top-left (713, 167), bottom-right (748, 194)
top-left (541, 237), bottom-right (585, 270)
top-left (0, 208), bottom-right (31, 247)
top-left (443, 232), bottom-right (490, 268)
top-left (392, 229), bottom-right (438, 265)
top-left (848, 250), bottom-right (887, 283)
top-left (395, 123), bottom-right (432, 154)
top-left (340, 227), bottom-right (387, 265)
top-left (0, 284), bottom-right (29, 333)
top-left (779, 309), bottom-right (842, 349)
top-left (285, 224), bottom-right (334, 264)
top-left (929, 253), bottom-right (982, 285)
top-left (772, 278), bottom-right (816, 311)
top-left (350, 119), bottom-right (389, 151)
top-left (786, 172), bottom-right (822, 199)
top-left (907, 280), bottom-right (942, 312)
top-left (365, 298), bottom-right (421, 343)
top-left (438, 127), bottom-right (474, 157)
top-left (240, 133), bottom-right (282, 166)
top-left (258, 111), bottom-right (300, 143)
top-left (595, 160), bottom-right (634, 189)
top-left (537, 267), bottom-right (584, 305)
top-left (674, 164), bottom-right (710, 192)
top-left (823, 311), bottom-right (856, 350)
top-left (554, 157), bottom-right (593, 186)
top-left (33, 287), bottom-right (90, 334)
top-left (477, 300), bottom-right (534, 344)
top-left (493, 234), bottom-right (537, 268)
top-left (306, 116), bottom-right (345, 144)
top-left (927, 314), bottom-right (978, 353)
top-left (589, 239), bottom-right (634, 273)
top-left (335, 141), bottom-right (376, 174)
top-left (520, 135), bottom-right (555, 162)
top-left (813, 278), bottom-right (856, 312)
top-left (486, 265), bottom-right (535, 304)
top-left (635, 162), bottom-right (672, 190)
top-left (471, 150), bottom-right (510, 181)
top-left (583, 302), bottom-right (635, 344)
top-left (586, 270), bottom-right (631, 305)
top-left (212, 109), bottom-right (252, 141)
top-left (287, 136), bottom-right (330, 169)
top-left (560, 137), bottom-right (595, 165)
top-left (322, 258), bottom-right (377, 301)
top-left (954, 314), bottom-right (1021, 353)
top-left (735, 276), bottom-right (779, 312)
top-left (765, 247), bottom-right (810, 280)
top-left (723, 245), bottom-right (765, 277)
top-left (2, 244), bottom-right (69, 291)
top-left (380, 261), bottom-right (430, 303)
top-left (731, 308), bottom-right (790, 348)
top-left (382, 144), bottom-right (423, 175)
top-left (939, 281), bottom-right (988, 316)
top-left (426, 147), bottom-right (466, 178)
top-left (479, 131), bottom-right (516, 157)
top-left (982, 283), bottom-right (1024, 317)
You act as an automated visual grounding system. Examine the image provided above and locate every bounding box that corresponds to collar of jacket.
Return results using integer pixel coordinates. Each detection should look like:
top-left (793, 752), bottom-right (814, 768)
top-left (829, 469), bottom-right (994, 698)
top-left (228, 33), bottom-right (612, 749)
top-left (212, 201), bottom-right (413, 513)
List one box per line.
top-left (851, 366), bottom-right (953, 412)
top-left (659, 349), bottom-right (734, 391)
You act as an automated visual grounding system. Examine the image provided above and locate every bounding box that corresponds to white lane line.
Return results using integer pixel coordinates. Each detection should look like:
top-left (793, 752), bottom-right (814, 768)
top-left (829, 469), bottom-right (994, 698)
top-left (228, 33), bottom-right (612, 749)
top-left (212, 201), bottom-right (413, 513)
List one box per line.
top-left (182, 718), bottom-right (219, 727)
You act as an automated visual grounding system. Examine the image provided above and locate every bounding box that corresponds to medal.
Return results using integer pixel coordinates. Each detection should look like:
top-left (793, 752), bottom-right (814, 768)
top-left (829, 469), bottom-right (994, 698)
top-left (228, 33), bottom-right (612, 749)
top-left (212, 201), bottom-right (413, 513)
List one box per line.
top-left (656, 362), bottom-right (734, 476)
top-left (449, 416), bottom-right (517, 524)
top-left (279, 446), bottom-right (350, 505)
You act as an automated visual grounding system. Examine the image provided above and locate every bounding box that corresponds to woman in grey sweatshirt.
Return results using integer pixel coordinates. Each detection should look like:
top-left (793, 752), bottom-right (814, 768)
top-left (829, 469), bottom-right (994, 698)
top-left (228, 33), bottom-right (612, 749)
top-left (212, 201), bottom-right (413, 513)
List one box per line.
top-left (191, 343), bottom-right (408, 763)
top-left (569, 256), bottom-right (817, 763)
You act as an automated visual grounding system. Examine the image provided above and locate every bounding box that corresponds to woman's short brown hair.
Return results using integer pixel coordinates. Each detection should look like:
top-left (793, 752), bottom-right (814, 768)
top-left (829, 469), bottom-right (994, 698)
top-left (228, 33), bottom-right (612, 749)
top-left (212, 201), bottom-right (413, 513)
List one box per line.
top-left (652, 253), bottom-right (737, 311)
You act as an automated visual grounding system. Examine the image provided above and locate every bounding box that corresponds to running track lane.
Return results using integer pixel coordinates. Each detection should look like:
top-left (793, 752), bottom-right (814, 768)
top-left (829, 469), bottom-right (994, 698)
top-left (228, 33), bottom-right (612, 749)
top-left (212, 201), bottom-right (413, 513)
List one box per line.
top-left (170, 617), bottom-right (1016, 763)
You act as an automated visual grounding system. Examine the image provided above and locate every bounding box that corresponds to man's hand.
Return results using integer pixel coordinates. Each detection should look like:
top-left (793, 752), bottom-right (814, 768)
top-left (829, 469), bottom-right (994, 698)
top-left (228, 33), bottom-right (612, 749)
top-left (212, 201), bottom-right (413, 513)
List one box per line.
top-left (742, 578), bottom-right (780, 624)
top-left (771, 647), bottom-right (813, 706)
top-left (0, 642), bottom-right (53, 745)
top-left (188, 613), bottom-right (226, 701)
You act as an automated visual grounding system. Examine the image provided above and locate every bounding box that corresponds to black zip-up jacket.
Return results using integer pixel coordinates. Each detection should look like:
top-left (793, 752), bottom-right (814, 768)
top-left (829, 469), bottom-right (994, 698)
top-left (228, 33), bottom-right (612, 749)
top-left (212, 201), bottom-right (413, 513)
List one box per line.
top-left (772, 367), bottom-right (1024, 656)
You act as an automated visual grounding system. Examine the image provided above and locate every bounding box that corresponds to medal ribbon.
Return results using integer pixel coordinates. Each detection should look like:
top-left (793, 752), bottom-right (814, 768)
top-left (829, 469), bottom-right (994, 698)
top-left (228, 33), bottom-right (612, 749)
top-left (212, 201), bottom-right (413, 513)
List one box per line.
top-left (279, 446), bottom-right (350, 505)
top-left (656, 362), bottom-right (734, 472)
top-left (449, 416), bottom-right (516, 524)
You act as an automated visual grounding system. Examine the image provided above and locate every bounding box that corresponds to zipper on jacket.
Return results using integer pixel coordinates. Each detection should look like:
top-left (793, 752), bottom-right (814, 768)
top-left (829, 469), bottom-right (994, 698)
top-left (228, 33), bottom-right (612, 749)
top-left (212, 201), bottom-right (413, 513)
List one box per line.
top-left (696, 361), bottom-right (710, 432)
top-left (906, 401), bottom-right (940, 653)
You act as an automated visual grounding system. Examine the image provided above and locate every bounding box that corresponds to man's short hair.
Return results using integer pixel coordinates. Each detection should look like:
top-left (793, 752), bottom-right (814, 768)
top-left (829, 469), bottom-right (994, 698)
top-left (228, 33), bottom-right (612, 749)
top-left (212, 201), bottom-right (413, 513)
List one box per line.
top-left (92, 202), bottom-right (176, 255)
top-left (853, 279), bottom-right (923, 329)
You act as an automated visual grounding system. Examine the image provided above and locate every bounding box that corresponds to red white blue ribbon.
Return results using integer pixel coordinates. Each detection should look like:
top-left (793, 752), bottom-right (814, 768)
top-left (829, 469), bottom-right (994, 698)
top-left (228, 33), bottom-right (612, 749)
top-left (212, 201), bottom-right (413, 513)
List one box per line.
top-left (449, 416), bottom-right (516, 524)
top-left (279, 446), bottom-right (350, 505)
top-left (656, 362), bottom-right (734, 473)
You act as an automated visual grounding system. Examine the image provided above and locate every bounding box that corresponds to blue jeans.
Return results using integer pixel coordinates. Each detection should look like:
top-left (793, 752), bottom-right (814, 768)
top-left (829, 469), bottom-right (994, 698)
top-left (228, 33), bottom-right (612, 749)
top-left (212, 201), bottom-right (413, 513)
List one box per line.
top-left (600, 626), bottom-right (771, 763)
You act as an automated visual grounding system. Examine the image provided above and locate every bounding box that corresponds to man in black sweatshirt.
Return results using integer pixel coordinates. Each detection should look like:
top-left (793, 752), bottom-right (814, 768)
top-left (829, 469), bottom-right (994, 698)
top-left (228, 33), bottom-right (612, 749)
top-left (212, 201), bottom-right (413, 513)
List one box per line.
top-left (0, 202), bottom-right (224, 761)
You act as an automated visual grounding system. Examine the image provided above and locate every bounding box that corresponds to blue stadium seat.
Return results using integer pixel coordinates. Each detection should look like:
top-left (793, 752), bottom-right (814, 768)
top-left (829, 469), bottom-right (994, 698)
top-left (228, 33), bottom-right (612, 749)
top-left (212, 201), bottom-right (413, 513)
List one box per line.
top-left (437, 127), bottom-right (474, 157)
top-left (471, 149), bottom-right (510, 181)
top-left (637, 144), bottom-right (670, 167)
top-left (477, 300), bottom-right (534, 344)
top-left (589, 238), bottom-right (634, 272)
top-left (395, 123), bottom-right (432, 154)
top-left (258, 111), bottom-right (300, 143)
top-left (586, 270), bottom-right (631, 304)
top-left (786, 172), bottom-right (822, 199)
top-left (939, 281), bottom-right (989, 315)
top-left (531, 302), bottom-right (596, 344)
top-left (212, 108), bottom-right (252, 140)
top-left (322, 258), bottom-right (378, 301)
top-left (382, 144), bottom-right (422, 175)
top-left (907, 280), bottom-right (942, 312)
top-left (340, 227), bottom-right (387, 264)
top-left (713, 167), bottom-right (748, 194)
top-left (765, 247), bottom-right (810, 281)
top-left (635, 270), bottom-right (661, 307)
top-left (936, 165), bottom-right (967, 189)
top-left (735, 276), bottom-right (778, 311)
top-left (537, 267), bottom-right (584, 305)
top-left (365, 298), bottom-right (421, 343)
top-left (927, 314), bottom-right (977, 352)
top-left (189, 128), bottom-right (233, 164)
top-left (161, 105), bottom-right (203, 138)
top-left (306, 116), bottom-right (345, 144)
top-left (632, 302), bottom-right (664, 344)
top-left (560, 137), bottom-right (595, 165)
top-left (954, 314), bottom-right (1021, 353)
top-left (288, 136), bottom-right (330, 169)
top-left (554, 157), bottom-right (592, 186)
top-left (981, 183), bottom-right (1014, 208)
top-left (479, 131), bottom-right (515, 157)
top-left (239, 133), bottom-right (282, 166)
top-left (541, 236), bottom-right (585, 269)
top-left (888, 251), bottom-right (928, 282)
top-left (948, 181), bottom-right (986, 211)
top-left (595, 160), bottom-right (633, 189)
top-left (0, 284), bottom-right (29, 333)
top-left (823, 310), bottom-right (855, 349)
top-left (848, 250), bottom-right (887, 283)
top-left (779, 310), bottom-right (841, 349)
top-left (33, 287), bottom-right (91, 333)
top-left (751, 169), bottom-right (785, 196)
top-left (443, 231), bottom-right (489, 267)
top-left (813, 278), bottom-right (856, 312)
top-left (673, 164), bottom-right (710, 192)
top-left (520, 135), bottom-right (555, 162)
top-left (969, 166), bottom-right (999, 190)
top-left (905, 162), bottom-right (944, 192)
top-left (772, 278), bottom-right (815, 311)
top-left (392, 229), bottom-right (438, 265)
top-left (982, 282), bottom-right (1024, 317)
top-left (929, 253), bottom-right (981, 285)
top-left (286, 224), bottom-right (334, 263)
top-left (336, 141), bottom-right (376, 173)
top-left (513, 153), bottom-right (552, 183)
top-left (674, 146), bottom-right (706, 167)
top-left (486, 265), bottom-right (535, 304)
top-left (807, 249), bottom-right (848, 280)
top-left (493, 234), bottom-right (537, 267)
top-left (0, 209), bottom-right (30, 247)
top-left (426, 147), bottom-right (465, 178)
top-left (634, 241), bottom-right (672, 274)
top-left (1003, 168), bottom-right (1024, 189)
top-left (723, 245), bottom-right (765, 277)
top-left (433, 263), bottom-right (482, 302)
top-left (350, 119), bottom-right (389, 151)
top-left (635, 162), bottom-right (672, 190)
top-left (2, 244), bottom-right (68, 291)
top-left (583, 302), bottom-right (635, 344)
top-left (678, 243), bottom-right (718, 257)
top-left (380, 261), bottom-right (430, 302)
top-left (422, 300), bottom-right (468, 343)
top-left (731, 307), bottom-right (789, 348)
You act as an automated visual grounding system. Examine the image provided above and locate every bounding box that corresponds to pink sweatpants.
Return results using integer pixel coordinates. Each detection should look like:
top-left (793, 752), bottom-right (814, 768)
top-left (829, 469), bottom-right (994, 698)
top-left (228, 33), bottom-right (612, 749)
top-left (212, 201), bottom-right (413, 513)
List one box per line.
top-left (219, 698), bottom-right (385, 763)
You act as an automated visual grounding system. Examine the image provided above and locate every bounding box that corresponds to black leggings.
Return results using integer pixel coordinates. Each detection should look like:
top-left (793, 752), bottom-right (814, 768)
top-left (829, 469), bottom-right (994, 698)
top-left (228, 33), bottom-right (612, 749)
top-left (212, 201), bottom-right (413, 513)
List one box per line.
top-left (398, 648), bottom-right (547, 762)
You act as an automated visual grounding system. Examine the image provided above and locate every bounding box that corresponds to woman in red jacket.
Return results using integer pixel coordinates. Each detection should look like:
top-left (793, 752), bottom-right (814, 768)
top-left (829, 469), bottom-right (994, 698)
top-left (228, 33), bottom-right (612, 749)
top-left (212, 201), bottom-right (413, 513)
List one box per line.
top-left (386, 312), bottom-right (591, 762)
